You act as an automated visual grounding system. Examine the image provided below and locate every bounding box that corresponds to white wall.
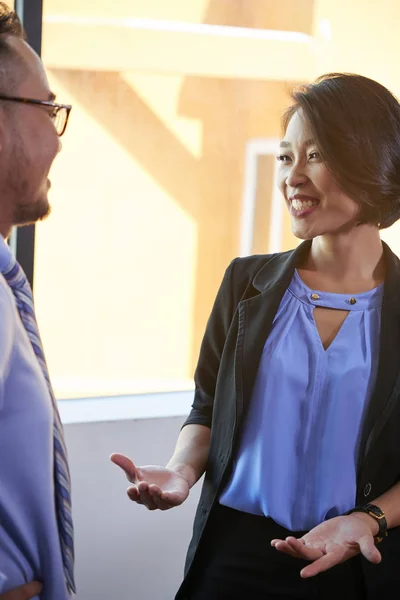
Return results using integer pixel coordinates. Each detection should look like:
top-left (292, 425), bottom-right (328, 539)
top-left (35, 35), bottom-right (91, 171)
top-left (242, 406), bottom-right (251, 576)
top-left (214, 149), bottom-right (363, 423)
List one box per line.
top-left (64, 415), bottom-right (201, 600)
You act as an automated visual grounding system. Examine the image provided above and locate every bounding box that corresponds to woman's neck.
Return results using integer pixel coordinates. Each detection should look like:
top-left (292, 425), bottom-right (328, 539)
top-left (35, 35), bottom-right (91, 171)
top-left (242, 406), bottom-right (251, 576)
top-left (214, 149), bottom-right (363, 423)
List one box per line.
top-left (299, 225), bottom-right (385, 291)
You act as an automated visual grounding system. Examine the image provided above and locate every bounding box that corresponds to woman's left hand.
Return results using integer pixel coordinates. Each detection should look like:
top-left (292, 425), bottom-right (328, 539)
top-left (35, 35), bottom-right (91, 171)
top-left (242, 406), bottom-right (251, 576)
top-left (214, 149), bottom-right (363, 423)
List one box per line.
top-left (271, 513), bottom-right (382, 578)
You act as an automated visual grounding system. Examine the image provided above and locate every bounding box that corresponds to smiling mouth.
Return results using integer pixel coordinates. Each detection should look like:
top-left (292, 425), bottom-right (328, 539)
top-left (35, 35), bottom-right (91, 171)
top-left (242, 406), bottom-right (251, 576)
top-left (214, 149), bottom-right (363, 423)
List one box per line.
top-left (289, 196), bottom-right (320, 217)
top-left (291, 197), bottom-right (320, 210)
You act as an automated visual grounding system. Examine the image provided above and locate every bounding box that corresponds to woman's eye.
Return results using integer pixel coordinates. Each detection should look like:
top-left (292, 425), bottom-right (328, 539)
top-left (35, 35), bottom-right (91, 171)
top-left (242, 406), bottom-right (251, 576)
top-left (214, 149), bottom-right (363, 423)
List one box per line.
top-left (309, 151), bottom-right (320, 160)
top-left (276, 155), bottom-right (291, 162)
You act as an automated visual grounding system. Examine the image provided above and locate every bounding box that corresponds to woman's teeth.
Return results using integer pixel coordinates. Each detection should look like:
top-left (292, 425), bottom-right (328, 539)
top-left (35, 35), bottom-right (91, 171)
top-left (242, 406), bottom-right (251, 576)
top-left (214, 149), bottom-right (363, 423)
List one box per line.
top-left (292, 199), bottom-right (318, 210)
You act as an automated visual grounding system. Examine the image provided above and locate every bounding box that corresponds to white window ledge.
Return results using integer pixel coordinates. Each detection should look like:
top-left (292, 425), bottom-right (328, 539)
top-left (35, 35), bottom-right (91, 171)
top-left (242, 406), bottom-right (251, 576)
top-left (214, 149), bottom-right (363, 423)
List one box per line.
top-left (58, 390), bottom-right (194, 425)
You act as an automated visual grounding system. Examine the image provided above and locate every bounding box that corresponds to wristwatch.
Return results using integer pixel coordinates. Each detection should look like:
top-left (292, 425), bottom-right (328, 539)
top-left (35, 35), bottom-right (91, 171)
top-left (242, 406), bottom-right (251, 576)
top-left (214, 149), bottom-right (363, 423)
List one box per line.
top-left (346, 503), bottom-right (388, 544)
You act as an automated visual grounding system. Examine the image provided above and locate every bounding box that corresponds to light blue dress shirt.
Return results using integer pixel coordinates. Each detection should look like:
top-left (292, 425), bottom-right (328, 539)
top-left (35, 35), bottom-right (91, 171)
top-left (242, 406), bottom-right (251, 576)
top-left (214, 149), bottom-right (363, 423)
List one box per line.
top-left (220, 270), bottom-right (383, 531)
top-left (0, 237), bottom-right (69, 599)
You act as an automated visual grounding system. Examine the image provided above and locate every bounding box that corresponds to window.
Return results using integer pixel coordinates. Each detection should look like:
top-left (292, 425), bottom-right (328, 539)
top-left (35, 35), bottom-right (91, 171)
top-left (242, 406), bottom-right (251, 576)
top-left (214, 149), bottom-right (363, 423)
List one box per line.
top-left (34, 0), bottom-right (400, 400)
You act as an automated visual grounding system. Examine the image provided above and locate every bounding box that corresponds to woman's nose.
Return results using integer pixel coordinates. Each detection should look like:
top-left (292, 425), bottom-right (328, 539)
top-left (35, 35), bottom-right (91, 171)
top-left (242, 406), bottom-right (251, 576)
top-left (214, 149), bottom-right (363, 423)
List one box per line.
top-left (285, 163), bottom-right (308, 187)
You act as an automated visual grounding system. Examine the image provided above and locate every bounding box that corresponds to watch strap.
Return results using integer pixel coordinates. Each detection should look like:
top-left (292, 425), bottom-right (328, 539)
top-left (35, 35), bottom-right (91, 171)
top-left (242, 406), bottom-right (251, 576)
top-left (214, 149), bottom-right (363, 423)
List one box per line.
top-left (346, 503), bottom-right (388, 543)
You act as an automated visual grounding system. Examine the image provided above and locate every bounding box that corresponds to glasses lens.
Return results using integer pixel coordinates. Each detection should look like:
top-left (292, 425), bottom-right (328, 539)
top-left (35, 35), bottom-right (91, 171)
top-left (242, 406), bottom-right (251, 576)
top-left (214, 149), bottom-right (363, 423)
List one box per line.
top-left (54, 107), bottom-right (67, 136)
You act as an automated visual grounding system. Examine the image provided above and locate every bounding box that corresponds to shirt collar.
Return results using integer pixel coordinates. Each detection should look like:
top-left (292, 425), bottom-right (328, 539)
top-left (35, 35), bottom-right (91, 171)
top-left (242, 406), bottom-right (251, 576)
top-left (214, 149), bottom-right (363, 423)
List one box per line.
top-left (0, 235), bottom-right (13, 273)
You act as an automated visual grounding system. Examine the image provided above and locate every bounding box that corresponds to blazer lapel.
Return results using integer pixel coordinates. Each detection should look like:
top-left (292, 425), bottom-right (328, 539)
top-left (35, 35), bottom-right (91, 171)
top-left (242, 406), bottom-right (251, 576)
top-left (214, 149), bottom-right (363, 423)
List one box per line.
top-left (237, 241), bottom-right (311, 420)
top-left (358, 242), bottom-right (400, 467)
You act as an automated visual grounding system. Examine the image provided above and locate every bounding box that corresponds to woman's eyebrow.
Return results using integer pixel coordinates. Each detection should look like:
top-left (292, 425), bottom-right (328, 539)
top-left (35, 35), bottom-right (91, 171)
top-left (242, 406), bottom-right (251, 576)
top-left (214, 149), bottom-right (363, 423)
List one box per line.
top-left (279, 138), bottom-right (315, 148)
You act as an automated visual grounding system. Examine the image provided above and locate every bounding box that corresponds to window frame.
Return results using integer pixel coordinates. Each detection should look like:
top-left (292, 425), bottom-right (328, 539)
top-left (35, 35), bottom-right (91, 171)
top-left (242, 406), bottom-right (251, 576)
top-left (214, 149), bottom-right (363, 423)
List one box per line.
top-left (12, 0), bottom-right (43, 289)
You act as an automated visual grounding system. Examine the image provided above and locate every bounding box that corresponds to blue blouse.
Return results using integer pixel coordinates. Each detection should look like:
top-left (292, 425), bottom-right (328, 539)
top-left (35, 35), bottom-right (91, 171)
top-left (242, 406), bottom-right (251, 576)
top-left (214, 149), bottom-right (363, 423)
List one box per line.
top-left (219, 270), bottom-right (383, 531)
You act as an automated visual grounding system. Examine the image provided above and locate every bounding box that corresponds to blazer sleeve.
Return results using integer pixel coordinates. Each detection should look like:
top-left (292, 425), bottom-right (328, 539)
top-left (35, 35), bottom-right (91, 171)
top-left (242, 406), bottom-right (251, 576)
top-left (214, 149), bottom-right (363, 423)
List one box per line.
top-left (182, 258), bottom-right (239, 429)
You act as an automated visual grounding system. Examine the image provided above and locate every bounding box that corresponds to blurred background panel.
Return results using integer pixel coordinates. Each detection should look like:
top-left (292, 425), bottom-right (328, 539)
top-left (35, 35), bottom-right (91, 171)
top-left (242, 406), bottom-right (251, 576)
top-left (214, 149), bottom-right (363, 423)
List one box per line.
top-left (30, 0), bottom-right (400, 400)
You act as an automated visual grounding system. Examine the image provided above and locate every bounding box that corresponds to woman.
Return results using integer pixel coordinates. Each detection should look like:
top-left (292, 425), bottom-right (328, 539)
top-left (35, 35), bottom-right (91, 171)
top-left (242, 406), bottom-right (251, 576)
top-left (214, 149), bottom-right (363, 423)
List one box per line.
top-left (111, 73), bottom-right (400, 599)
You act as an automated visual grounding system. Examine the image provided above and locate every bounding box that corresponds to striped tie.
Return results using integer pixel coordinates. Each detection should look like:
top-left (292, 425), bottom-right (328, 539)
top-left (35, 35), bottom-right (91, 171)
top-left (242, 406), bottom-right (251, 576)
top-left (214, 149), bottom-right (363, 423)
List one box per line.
top-left (2, 255), bottom-right (76, 595)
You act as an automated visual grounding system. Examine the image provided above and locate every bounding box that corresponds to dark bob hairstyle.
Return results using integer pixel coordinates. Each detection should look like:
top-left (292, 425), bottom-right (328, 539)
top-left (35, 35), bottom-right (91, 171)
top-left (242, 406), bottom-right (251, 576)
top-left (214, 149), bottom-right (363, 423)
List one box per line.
top-left (283, 73), bottom-right (400, 229)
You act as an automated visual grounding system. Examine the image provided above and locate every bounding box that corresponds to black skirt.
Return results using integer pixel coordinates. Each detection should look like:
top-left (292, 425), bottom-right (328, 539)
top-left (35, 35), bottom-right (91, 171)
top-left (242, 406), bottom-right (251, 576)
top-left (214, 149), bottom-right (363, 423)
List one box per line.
top-left (184, 503), bottom-right (367, 600)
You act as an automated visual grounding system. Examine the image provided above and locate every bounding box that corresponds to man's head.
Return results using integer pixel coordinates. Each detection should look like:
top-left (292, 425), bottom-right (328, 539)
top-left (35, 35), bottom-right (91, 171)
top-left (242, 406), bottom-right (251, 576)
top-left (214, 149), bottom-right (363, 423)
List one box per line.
top-left (0, 3), bottom-right (64, 237)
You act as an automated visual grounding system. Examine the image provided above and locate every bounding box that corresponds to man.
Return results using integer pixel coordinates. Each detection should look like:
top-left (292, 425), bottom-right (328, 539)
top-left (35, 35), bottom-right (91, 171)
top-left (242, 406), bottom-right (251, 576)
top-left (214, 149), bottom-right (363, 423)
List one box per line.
top-left (0, 4), bottom-right (74, 599)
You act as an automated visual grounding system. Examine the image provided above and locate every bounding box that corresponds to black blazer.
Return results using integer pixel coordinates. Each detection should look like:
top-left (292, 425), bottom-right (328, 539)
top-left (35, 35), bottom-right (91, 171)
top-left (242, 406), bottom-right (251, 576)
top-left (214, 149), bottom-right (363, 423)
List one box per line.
top-left (176, 240), bottom-right (400, 600)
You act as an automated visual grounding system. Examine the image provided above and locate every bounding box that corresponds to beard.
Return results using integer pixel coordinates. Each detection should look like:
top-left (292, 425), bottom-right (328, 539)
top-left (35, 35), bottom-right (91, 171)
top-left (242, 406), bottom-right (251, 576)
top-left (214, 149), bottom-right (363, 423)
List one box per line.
top-left (13, 193), bottom-right (51, 226)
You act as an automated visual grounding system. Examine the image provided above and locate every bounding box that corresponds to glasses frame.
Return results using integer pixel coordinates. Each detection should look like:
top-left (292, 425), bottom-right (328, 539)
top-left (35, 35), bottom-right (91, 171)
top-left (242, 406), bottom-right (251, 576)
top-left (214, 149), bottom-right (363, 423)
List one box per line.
top-left (0, 94), bottom-right (72, 136)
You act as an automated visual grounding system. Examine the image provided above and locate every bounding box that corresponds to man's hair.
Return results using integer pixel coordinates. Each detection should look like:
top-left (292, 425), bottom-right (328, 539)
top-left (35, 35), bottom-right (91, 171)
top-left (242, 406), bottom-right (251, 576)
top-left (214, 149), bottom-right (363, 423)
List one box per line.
top-left (0, 3), bottom-right (27, 94)
top-left (283, 73), bottom-right (400, 229)
top-left (0, 3), bottom-right (25, 37)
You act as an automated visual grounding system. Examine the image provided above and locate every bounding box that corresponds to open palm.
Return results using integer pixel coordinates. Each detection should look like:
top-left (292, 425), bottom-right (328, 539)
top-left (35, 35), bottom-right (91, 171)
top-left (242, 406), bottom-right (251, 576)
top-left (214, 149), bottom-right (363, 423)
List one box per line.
top-left (271, 514), bottom-right (381, 578)
top-left (110, 453), bottom-right (190, 510)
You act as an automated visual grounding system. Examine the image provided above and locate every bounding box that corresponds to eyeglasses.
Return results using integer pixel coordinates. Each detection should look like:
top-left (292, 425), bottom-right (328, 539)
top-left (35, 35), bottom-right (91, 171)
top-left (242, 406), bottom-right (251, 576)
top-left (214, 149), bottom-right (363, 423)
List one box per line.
top-left (0, 94), bottom-right (72, 136)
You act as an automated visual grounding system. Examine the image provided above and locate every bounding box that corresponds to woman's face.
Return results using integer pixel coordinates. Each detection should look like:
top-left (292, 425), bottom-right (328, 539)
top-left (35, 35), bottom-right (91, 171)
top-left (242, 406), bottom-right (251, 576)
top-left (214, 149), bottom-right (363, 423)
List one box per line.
top-left (277, 110), bottom-right (360, 240)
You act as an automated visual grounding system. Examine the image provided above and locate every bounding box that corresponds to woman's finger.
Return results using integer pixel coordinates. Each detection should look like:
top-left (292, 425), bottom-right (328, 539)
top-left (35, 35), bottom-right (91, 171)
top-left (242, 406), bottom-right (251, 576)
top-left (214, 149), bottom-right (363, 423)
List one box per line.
top-left (271, 540), bottom-right (304, 558)
top-left (148, 485), bottom-right (173, 510)
top-left (150, 493), bottom-right (175, 511)
top-left (110, 453), bottom-right (140, 484)
top-left (285, 537), bottom-right (324, 561)
top-left (148, 484), bottom-right (163, 496)
top-left (300, 549), bottom-right (346, 578)
top-left (358, 535), bottom-right (382, 564)
top-left (138, 482), bottom-right (156, 508)
top-left (126, 481), bottom-right (163, 510)
top-left (127, 485), bottom-right (140, 502)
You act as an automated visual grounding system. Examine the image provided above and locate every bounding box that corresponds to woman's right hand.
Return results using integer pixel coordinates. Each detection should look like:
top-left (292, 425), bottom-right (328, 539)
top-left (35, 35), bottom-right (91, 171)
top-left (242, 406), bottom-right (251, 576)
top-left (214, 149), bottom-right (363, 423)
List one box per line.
top-left (110, 453), bottom-right (190, 510)
top-left (0, 581), bottom-right (42, 599)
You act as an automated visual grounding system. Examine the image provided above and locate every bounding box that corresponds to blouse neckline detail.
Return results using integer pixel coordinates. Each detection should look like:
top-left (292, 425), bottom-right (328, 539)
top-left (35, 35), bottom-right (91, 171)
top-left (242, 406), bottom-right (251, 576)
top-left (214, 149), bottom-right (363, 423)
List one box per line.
top-left (289, 270), bottom-right (384, 311)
